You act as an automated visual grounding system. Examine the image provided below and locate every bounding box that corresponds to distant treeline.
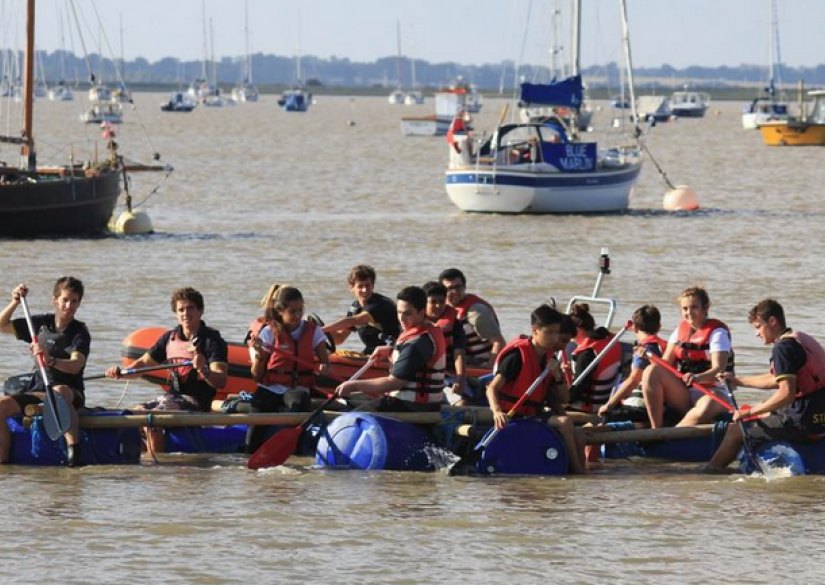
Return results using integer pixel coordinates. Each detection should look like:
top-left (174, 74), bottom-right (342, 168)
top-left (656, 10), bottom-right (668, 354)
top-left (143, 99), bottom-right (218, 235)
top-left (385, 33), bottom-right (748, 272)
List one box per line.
top-left (19, 50), bottom-right (825, 91)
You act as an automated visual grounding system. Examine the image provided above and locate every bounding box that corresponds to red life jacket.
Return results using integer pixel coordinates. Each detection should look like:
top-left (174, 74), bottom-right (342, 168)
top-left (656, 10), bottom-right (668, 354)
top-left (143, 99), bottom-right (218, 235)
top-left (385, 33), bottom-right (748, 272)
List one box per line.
top-left (245, 316), bottom-right (267, 345)
top-left (673, 318), bottom-right (735, 375)
top-left (454, 293), bottom-right (499, 361)
top-left (775, 330), bottom-right (825, 397)
top-left (494, 336), bottom-right (552, 417)
top-left (389, 323), bottom-right (446, 406)
top-left (165, 329), bottom-right (199, 390)
top-left (432, 305), bottom-right (460, 356)
top-left (261, 321), bottom-right (318, 389)
top-left (570, 333), bottom-right (622, 411)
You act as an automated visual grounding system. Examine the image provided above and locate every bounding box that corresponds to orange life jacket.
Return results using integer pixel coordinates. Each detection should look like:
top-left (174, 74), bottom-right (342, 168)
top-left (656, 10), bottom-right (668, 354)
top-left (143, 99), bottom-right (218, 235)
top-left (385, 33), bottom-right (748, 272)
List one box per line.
top-left (624, 334), bottom-right (668, 408)
top-left (454, 293), bottom-right (499, 361)
top-left (673, 319), bottom-right (735, 375)
top-left (244, 316), bottom-right (267, 345)
top-left (432, 305), bottom-right (460, 357)
top-left (261, 321), bottom-right (318, 389)
top-left (389, 323), bottom-right (446, 406)
top-left (775, 330), bottom-right (825, 397)
top-left (570, 332), bottom-right (622, 411)
top-left (494, 336), bottom-right (552, 417)
top-left (165, 329), bottom-right (199, 390)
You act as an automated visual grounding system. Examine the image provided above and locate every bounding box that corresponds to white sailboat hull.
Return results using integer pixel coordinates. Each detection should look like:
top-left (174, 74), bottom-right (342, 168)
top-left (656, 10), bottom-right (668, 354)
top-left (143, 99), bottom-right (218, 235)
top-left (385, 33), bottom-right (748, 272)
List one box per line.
top-left (445, 163), bottom-right (641, 213)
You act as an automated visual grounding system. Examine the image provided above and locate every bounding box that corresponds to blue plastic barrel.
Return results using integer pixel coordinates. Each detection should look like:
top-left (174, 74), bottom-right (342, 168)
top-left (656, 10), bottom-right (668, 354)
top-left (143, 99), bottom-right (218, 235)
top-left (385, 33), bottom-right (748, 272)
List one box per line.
top-left (316, 413), bottom-right (435, 471)
top-left (8, 413), bottom-right (141, 466)
top-left (476, 419), bottom-right (568, 476)
top-left (165, 424), bottom-right (248, 453)
top-left (739, 441), bottom-right (806, 476)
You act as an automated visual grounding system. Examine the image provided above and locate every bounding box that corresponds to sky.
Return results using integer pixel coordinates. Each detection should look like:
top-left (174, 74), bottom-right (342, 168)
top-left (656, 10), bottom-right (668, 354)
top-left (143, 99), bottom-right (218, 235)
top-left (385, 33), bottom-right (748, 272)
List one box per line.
top-left (11, 0), bottom-right (825, 70)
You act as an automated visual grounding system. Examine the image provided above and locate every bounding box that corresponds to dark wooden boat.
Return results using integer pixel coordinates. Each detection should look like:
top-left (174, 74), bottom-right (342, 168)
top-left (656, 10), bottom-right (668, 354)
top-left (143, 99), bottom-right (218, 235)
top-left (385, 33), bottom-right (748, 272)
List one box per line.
top-left (0, 0), bottom-right (121, 238)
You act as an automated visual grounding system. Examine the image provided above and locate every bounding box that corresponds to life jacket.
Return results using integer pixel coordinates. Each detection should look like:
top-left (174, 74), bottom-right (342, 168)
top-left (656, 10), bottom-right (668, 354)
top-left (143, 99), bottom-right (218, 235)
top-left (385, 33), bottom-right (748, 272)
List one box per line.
top-left (165, 329), bottom-right (200, 391)
top-left (570, 332), bottom-right (622, 411)
top-left (454, 293), bottom-right (499, 361)
top-left (432, 305), bottom-right (460, 359)
top-left (624, 335), bottom-right (667, 408)
top-left (389, 323), bottom-right (446, 406)
top-left (775, 330), bottom-right (825, 397)
top-left (493, 336), bottom-right (552, 417)
top-left (261, 321), bottom-right (318, 389)
top-left (673, 319), bottom-right (735, 375)
top-left (244, 316), bottom-right (267, 344)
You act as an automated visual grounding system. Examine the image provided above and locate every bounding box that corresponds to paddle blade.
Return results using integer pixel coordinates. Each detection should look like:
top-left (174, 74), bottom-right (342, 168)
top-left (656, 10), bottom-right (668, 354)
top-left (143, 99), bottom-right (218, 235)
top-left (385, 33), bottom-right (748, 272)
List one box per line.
top-left (42, 390), bottom-right (73, 441)
top-left (247, 426), bottom-right (302, 470)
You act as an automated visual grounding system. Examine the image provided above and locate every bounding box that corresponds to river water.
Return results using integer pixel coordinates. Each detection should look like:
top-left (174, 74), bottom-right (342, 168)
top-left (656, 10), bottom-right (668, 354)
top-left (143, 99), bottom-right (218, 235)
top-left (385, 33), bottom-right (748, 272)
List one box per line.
top-left (1, 94), bottom-right (824, 584)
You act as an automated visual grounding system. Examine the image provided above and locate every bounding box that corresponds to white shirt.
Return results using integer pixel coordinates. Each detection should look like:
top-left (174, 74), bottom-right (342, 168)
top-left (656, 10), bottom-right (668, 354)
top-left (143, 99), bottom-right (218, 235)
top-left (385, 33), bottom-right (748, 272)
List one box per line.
top-left (257, 321), bottom-right (327, 395)
top-left (667, 325), bottom-right (732, 354)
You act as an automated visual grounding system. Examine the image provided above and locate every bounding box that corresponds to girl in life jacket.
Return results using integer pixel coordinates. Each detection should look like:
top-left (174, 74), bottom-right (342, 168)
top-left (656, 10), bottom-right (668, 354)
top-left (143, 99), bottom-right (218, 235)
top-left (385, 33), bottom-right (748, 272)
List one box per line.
top-left (485, 304), bottom-right (585, 474)
top-left (566, 304), bottom-right (623, 413)
top-left (640, 287), bottom-right (734, 428)
top-left (249, 286), bottom-right (330, 413)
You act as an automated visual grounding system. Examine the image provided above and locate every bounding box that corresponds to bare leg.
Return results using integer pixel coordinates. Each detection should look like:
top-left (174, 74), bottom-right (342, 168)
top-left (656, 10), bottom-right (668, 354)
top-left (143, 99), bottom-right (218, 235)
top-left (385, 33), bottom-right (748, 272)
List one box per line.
top-left (642, 365), bottom-right (692, 428)
top-left (678, 395), bottom-right (728, 427)
top-left (707, 423), bottom-right (743, 469)
top-left (0, 397), bottom-right (22, 463)
top-left (53, 386), bottom-right (80, 445)
top-left (549, 415), bottom-right (586, 474)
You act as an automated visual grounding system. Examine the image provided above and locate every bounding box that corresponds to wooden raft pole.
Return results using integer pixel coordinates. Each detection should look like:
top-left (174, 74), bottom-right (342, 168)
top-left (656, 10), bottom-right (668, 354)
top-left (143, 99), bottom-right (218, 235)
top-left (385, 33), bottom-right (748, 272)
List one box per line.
top-left (454, 423), bottom-right (715, 445)
top-left (60, 406), bottom-right (600, 429)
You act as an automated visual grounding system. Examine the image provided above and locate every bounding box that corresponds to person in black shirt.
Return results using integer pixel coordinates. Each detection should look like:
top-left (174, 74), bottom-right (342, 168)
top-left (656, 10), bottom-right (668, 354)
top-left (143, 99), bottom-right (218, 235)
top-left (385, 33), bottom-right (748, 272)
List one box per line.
top-left (705, 299), bottom-right (825, 472)
top-left (106, 287), bottom-right (228, 453)
top-left (0, 278), bottom-right (90, 466)
top-left (323, 264), bottom-right (400, 353)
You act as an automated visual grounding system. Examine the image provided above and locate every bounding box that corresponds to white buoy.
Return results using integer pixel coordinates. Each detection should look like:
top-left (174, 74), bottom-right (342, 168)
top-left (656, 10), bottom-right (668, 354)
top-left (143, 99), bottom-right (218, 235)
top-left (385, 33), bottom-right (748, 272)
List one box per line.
top-left (112, 210), bottom-right (154, 235)
top-left (663, 185), bottom-right (701, 212)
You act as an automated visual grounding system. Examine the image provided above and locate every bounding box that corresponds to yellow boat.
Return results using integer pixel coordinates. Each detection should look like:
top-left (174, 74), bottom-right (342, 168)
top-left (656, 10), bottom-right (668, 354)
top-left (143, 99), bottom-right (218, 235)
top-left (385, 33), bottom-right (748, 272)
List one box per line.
top-left (760, 89), bottom-right (825, 146)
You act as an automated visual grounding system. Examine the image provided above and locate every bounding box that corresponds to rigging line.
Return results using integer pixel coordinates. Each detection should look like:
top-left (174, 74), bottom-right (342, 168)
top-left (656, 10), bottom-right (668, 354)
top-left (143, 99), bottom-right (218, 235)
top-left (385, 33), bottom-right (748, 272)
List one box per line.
top-left (636, 137), bottom-right (675, 190)
top-left (511, 0), bottom-right (535, 118)
top-left (83, 0), bottom-right (162, 160)
top-left (67, 0), bottom-right (97, 85)
top-left (123, 166), bottom-right (174, 210)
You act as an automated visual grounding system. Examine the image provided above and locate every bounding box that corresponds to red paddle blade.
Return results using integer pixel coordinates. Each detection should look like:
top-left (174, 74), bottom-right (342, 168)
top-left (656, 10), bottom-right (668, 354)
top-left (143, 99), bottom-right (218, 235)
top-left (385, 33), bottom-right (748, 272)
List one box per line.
top-left (247, 426), bottom-right (302, 470)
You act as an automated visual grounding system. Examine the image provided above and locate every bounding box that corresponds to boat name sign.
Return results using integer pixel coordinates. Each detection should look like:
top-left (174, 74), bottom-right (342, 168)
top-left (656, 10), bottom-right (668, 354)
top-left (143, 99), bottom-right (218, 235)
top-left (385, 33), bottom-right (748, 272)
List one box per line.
top-left (544, 142), bottom-right (597, 172)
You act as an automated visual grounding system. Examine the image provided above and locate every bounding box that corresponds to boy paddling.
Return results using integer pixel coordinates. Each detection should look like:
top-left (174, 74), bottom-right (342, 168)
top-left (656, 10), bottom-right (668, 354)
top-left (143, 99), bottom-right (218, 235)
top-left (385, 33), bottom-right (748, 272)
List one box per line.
top-left (486, 304), bottom-right (585, 474)
top-left (106, 287), bottom-right (228, 453)
top-left (0, 279), bottom-right (90, 466)
top-left (704, 299), bottom-right (825, 472)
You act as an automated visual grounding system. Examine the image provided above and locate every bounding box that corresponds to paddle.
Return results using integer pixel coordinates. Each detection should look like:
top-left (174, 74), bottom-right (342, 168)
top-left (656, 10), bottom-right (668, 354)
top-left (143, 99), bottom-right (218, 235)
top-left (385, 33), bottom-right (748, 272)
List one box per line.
top-left (643, 352), bottom-right (735, 413)
top-left (84, 361), bottom-right (194, 381)
top-left (247, 357), bottom-right (376, 470)
top-left (723, 379), bottom-right (766, 474)
top-left (453, 321), bottom-right (633, 471)
top-left (18, 296), bottom-right (73, 441)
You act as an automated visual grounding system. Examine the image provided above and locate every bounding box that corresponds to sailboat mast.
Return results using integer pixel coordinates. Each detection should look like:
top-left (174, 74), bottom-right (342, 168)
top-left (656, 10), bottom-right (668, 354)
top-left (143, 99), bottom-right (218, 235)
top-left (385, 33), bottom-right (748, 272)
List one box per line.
top-left (395, 20), bottom-right (403, 90)
top-left (201, 0), bottom-right (208, 80)
top-left (767, 0), bottom-right (776, 94)
top-left (22, 0), bottom-right (35, 167)
top-left (619, 0), bottom-right (639, 125)
top-left (244, 0), bottom-right (252, 82)
top-left (571, 0), bottom-right (581, 78)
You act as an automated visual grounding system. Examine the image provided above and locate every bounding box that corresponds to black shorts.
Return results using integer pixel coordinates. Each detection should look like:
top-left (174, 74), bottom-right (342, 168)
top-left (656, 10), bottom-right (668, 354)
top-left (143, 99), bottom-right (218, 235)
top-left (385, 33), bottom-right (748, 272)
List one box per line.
top-left (745, 413), bottom-right (819, 447)
top-left (377, 396), bottom-right (441, 414)
top-left (11, 388), bottom-right (84, 410)
top-left (250, 388), bottom-right (311, 413)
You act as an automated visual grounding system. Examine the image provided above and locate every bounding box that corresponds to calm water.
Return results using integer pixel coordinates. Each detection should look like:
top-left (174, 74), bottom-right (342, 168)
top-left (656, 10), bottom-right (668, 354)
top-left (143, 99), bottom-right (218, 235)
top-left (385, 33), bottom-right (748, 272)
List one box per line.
top-left (1, 94), bottom-right (825, 584)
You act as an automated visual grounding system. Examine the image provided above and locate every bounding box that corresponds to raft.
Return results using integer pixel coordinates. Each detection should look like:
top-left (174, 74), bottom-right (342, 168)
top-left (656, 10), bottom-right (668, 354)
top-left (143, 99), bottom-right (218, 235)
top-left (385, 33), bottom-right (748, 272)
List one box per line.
top-left (6, 412), bottom-right (141, 466)
top-left (121, 327), bottom-right (492, 401)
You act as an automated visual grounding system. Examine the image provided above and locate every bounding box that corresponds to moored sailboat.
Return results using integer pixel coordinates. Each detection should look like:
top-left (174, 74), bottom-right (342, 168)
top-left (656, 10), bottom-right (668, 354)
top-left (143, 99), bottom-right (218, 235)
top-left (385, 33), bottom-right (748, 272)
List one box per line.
top-left (0, 0), bottom-right (121, 238)
top-left (444, 0), bottom-right (642, 214)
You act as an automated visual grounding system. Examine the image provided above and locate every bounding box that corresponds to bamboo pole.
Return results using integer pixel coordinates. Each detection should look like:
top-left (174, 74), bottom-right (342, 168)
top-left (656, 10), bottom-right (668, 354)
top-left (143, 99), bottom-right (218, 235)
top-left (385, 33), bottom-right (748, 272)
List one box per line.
top-left (454, 423), bottom-right (715, 445)
top-left (68, 406), bottom-right (597, 430)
